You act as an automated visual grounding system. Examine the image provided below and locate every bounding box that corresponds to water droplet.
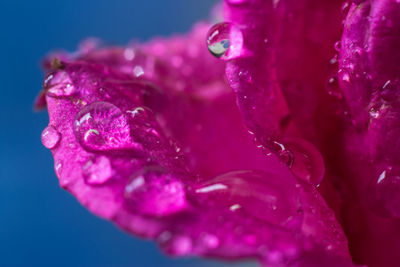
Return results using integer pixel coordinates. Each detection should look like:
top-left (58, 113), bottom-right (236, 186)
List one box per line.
top-left (272, 141), bottom-right (295, 167)
top-left (124, 166), bottom-right (187, 216)
top-left (340, 70), bottom-right (351, 83)
top-left (369, 107), bottom-right (380, 119)
top-left (282, 138), bottom-right (325, 186)
top-left (125, 106), bottom-right (165, 149)
top-left (44, 70), bottom-right (76, 97)
top-left (193, 170), bottom-right (303, 228)
top-left (55, 160), bottom-right (63, 177)
top-left (207, 22), bottom-right (243, 60)
top-left (124, 47), bottom-right (135, 61)
top-left (133, 66), bottom-right (144, 77)
top-left (83, 156), bottom-right (113, 185)
top-left (41, 125), bottom-right (61, 149)
top-left (74, 102), bottom-right (140, 152)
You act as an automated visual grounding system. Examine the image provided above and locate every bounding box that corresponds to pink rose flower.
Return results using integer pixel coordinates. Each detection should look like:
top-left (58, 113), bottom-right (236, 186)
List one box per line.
top-left (36, 0), bottom-right (400, 266)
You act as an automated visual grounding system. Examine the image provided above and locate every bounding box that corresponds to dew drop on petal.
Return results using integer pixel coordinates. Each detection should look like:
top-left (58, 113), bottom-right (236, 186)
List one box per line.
top-left (272, 141), bottom-right (295, 168)
top-left (44, 70), bottom-right (76, 97)
top-left (124, 167), bottom-right (187, 217)
top-left (55, 160), bottom-right (63, 177)
top-left (83, 155), bottom-right (113, 185)
top-left (206, 22), bottom-right (243, 60)
top-left (193, 170), bottom-right (303, 228)
top-left (73, 102), bottom-right (139, 152)
top-left (282, 138), bottom-right (325, 186)
top-left (41, 125), bottom-right (61, 149)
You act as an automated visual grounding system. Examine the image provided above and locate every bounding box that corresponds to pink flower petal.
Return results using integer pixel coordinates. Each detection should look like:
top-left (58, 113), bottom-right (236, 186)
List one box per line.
top-left (39, 22), bottom-right (354, 266)
top-left (338, 1), bottom-right (400, 265)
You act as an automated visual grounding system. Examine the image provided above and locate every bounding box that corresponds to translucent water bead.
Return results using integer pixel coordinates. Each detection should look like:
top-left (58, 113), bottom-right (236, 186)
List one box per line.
top-left (206, 22), bottom-right (243, 60)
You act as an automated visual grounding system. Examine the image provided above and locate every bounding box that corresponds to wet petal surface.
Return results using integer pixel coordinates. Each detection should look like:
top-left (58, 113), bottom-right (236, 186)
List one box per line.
top-left (38, 22), bottom-right (353, 266)
top-left (338, 1), bottom-right (400, 266)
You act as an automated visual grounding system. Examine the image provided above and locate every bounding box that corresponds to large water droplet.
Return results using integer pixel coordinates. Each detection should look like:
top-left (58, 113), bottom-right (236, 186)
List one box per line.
top-left (74, 102), bottom-right (140, 152)
top-left (126, 106), bottom-right (165, 150)
top-left (207, 22), bottom-right (243, 60)
top-left (83, 155), bottom-right (113, 185)
top-left (124, 166), bottom-right (187, 217)
top-left (282, 138), bottom-right (325, 186)
top-left (41, 125), bottom-right (61, 149)
top-left (44, 70), bottom-right (76, 97)
top-left (193, 170), bottom-right (303, 228)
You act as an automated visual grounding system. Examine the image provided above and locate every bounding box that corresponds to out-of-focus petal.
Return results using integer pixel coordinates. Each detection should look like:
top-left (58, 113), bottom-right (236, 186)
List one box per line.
top-left (38, 22), bottom-right (353, 266)
top-left (338, 1), bottom-right (400, 266)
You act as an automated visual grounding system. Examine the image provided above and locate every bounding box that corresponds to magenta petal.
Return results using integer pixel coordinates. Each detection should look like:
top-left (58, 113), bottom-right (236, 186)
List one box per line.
top-left (38, 23), bottom-right (354, 266)
top-left (338, 1), bottom-right (400, 265)
top-left (224, 0), bottom-right (345, 186)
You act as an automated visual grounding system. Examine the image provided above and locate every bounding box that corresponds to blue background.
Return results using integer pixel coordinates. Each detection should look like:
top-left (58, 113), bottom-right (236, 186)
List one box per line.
top-left (0, 1), bottom-right (255, 266)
